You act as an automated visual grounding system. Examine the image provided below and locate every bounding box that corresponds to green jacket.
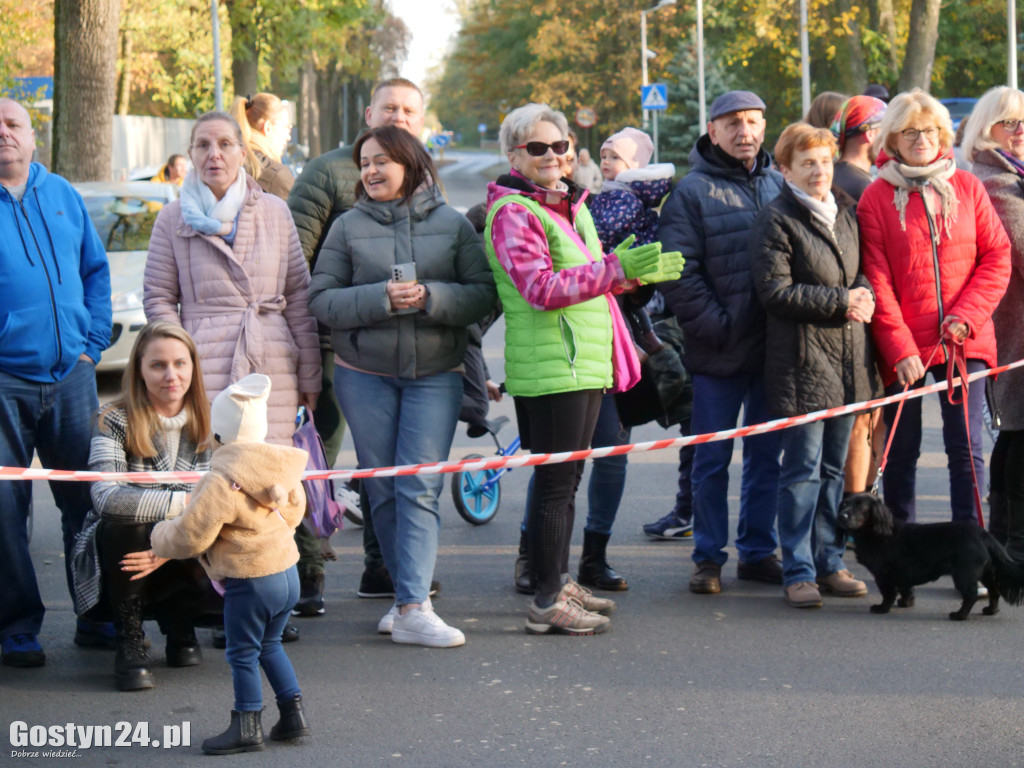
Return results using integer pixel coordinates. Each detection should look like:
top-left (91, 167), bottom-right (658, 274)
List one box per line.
top-left (484, 184), bottom-right (614, 397)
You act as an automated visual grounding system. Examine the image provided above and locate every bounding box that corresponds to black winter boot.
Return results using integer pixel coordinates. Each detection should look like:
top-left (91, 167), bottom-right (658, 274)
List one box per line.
top-left (989, 491), bottom-right (1009, 545)
top-left (113, 598), bottom-right (154, 692)
top-left (165, 623), bottom-right (202, 667)
top-left (202, 710), bottom-right (265, 755)
top-left (514, 530), bottom-right (536, 595)
top-left (577, 529), bottom-right (629, 591)
top-left (293, 570), bottom-right (325, 617)
top-left (269, 693), bottom-right (311, 741)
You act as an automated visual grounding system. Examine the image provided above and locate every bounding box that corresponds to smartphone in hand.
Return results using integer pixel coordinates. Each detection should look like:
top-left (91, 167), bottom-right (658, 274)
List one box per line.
top-left (391, 262), bottom-right (418, 315)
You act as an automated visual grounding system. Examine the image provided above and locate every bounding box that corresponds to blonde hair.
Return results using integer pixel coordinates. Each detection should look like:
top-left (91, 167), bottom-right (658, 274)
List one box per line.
top-left (100, 322), bottom-right (211, 458)
top-left (230, 93), bottom-right (287, 178)
top-left (962, 86), bottom-right (1024, 163)
top-left (873, 88), bottom-right (955, 161)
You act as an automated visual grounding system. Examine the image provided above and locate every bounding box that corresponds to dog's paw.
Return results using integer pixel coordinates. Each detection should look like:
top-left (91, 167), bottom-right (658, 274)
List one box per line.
top-left (897, 596), bottom-right (915, 608)
top-left (870, 604), bottom-right (891, 614)
top-left (948, 611), bottom-right (969, 621)
top-left (982, 605), bottom-right (1000, 616)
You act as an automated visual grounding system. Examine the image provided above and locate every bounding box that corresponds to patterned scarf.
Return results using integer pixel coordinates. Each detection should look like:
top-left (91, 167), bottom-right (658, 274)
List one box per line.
top-left (876, 148), bottom-right (959, 244)
top-left (996, 148), bottom-right (1024, 177)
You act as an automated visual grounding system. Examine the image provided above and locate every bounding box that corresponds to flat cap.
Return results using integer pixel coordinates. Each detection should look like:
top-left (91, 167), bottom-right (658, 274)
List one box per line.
top-left (709, 90), bottom-right (767, 121)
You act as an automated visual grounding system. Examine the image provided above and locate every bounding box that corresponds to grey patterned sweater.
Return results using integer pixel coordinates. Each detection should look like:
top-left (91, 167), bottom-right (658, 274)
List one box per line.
top-left (71, 406), bottom-right (211, 615)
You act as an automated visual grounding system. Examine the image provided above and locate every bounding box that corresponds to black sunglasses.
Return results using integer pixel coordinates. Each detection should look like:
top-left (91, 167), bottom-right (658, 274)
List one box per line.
top-left (515, 140), bottom-right (570, 157)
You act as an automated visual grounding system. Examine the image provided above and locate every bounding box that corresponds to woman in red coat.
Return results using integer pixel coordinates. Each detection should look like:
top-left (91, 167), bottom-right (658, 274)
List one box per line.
top-left (859, 89), bottom-right (1011, 523)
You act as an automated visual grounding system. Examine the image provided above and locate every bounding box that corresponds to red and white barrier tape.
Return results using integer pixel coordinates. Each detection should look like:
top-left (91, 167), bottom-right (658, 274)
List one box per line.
top-left (3, 357), bottom-right (1022, 484)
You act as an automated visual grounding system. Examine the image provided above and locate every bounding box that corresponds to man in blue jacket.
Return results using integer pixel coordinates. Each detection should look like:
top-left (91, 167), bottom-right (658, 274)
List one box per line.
top-left (657, 91), bottom-right (784, 595)
top-left (0, 98), bottom-right (111, 667)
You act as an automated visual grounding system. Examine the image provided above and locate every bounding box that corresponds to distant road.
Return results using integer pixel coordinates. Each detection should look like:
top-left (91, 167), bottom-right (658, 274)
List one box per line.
top-left (437, 149), bottom-right (504, 212)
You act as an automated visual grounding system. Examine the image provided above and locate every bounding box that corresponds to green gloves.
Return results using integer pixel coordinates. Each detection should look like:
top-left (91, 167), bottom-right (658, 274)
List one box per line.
top-left (613, 235), bottom-right (685, 284)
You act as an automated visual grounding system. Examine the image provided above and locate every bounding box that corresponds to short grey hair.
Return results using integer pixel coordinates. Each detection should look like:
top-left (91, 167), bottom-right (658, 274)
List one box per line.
top-left (499, 103), bottom-right (570, 155)
top-left (962, 86), bottom-right (1024, 163)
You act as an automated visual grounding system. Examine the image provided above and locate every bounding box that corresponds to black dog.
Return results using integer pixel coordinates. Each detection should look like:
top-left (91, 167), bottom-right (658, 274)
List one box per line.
top-left (837, 493), bottom-right (1024, 620)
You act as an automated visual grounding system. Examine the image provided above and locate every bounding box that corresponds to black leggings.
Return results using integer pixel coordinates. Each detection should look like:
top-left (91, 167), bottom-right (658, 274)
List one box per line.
top-left (96, 520), bottom-right (222, 632)
top-left (991, 429), bottom-right (1024, 513)
top-left (515, 390), bottom-right (602, 598)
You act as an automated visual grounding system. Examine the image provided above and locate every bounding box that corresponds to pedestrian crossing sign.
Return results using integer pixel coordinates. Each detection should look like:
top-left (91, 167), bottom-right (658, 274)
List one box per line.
top-left (641, 84), bottom-right (668, 111)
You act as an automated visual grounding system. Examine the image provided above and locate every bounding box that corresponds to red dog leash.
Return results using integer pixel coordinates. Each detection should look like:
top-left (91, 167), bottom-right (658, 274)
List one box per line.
top-left (871, 342), bottom-right (986, 527)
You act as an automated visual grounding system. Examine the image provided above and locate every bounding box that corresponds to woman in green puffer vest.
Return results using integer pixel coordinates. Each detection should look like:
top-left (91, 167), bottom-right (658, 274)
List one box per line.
top-left (485, 103), bottom-right (683, 636)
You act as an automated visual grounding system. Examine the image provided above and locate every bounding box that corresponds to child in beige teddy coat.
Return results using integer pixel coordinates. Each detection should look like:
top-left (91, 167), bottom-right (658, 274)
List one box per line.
top-left (139, 373), bottom-right (310, 754)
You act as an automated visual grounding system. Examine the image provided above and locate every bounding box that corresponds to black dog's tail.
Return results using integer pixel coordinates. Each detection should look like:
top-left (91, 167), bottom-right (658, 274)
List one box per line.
top-left (986, 537), bottom-right (1024, 605)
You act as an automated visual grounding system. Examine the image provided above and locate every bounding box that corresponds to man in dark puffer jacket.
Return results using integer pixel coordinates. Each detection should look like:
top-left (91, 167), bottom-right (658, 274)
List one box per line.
top-left (657, 90), bottom-right (784, 595)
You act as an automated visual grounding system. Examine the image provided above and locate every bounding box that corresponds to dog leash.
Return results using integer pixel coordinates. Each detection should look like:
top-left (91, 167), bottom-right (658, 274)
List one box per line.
top-left (870, 342), bottom-right (986, 527)
top-left (943, 343), bottom-right (986, 526)
top-left (871, 346), bottom-right (941, 497)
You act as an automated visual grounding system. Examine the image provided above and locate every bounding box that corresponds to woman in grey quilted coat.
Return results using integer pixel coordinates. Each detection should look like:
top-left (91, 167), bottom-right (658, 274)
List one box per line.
top-left (963, 86), bottom-right (1024, 556)
top-left (72, 322), bottom-right (219, 691)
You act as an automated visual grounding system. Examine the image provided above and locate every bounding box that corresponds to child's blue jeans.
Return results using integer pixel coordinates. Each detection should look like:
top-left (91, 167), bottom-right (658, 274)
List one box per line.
top-left (223, 567), bottom-right (301, 712)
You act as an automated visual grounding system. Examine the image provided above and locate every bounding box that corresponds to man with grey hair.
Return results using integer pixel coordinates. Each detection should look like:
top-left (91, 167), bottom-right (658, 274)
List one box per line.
top-left (657, 90), bottom-right (784, 595)
top-left (288, 78), bottom-right (437, 613)
top-left (0, 97), bottom-right (111, 666)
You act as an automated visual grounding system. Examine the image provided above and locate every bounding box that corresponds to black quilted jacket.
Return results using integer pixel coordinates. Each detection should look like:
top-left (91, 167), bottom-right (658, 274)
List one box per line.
top-left (750, 184), bottom-right (880, 417)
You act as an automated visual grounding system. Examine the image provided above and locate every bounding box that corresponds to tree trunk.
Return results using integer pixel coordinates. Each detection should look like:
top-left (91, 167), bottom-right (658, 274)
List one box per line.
top-left (301, 59), bottom-right (320, 158)
top-left (834, 0), bottom-right (868, 93)
top-left (867, 0), bottom-right (899, 82)
top-left (53, 0), bottom-right (121, 181)
top-left (116, 28), bottom-right (132, 116)
top-left (898, 0), bottom-right (941, 91)
top-left (227, 1), bottom-right (260, 99)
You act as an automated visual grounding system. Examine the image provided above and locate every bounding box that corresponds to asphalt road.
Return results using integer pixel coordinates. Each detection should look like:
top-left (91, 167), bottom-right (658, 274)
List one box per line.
top-left (3, 151), bottom-right (1022, 768)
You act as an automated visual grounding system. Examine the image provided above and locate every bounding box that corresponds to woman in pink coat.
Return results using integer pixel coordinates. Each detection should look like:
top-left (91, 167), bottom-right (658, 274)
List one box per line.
top-left (144, 111), bottom-right (321, 446)
top-left (859, 89), bottom-right (1010, 524)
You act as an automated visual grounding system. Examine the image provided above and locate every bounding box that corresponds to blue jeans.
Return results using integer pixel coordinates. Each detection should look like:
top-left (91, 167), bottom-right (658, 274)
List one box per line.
top-left (777, 415), bottom-right (855, 586)
top-left (690, 373), bottom-right (780, 567)
top-left (335, 366), bottom-right (462, 606)
top-left (521, 393), bottom-right (631, 536)
top-left (0, 359), bottom-right (97, 640)
top-left (882, 359), bottom-right (985, 523)
top-left (223, 568), bottom-right (301, 712)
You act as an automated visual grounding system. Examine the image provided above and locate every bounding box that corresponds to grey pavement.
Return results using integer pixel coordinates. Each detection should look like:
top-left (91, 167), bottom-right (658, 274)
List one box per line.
top-left (3, 152), bottom-right (1023, 767)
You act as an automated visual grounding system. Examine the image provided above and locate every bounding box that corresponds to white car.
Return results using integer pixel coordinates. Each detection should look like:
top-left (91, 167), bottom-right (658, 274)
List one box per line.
top-left (74, 181), bottom-right (179, 372)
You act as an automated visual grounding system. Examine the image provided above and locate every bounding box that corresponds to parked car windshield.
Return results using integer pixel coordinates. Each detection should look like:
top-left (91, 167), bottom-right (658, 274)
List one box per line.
top-left (75, 182), bottom-right (178, 252)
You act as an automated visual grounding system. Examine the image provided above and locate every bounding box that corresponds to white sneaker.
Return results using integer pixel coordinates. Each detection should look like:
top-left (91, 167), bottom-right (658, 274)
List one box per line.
top-left (390, 600), bottom-right (465, 648)
top-left (377, 603), bottom-right (399, 635)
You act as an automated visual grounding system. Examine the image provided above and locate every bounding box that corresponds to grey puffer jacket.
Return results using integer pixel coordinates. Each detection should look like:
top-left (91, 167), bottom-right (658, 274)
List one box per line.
top-left (972, 149), bottom-right (1024, 430)
top-left (751, 184), bottom-right (879, 417)
top-left (308, 187), bottom-right (496, 379)
top-left (657, 134), bottom-right (784, 377)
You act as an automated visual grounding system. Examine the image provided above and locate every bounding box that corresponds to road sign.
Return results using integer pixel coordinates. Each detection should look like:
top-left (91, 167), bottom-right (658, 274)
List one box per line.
top-left (433, 134), bottom-right (449, 147)
top-left (641, 84), bottom-right (668, 111)
top-left (478, 123), bottom-right (487, 133)
top-left (575, 107), bottom-right (597, 128)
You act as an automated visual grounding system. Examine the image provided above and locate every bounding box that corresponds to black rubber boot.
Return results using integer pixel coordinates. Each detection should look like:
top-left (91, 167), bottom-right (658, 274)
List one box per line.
top-left (577, 529), bottom-right (629, 591)
top-left (293, 570), bottom-right (325, 617)
top-left (202, 710), bottom-right (265, 755)
top-left (113, 598), bottom-right (154, 692)
top-left (514, 530), bottom-right (535, 595)
top-left (990, 491), bottom-right (1009, 545)
top-left (269, 694), bottom-right (310, 741)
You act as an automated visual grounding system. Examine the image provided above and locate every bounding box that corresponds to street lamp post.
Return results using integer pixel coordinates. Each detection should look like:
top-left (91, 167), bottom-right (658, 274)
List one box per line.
top-left (1010, 0), bottom-right (1018, 89)
top-left (640, 0), bottom-right (676, 160)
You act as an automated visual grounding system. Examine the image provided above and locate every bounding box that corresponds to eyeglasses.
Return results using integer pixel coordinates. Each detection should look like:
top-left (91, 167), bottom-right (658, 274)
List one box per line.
top-left (516, 140), bottom-right (570, 157)
top-left (900, 127), bottom-right (938, 142)
top-left (997, 118), bottom-right (1024, 132)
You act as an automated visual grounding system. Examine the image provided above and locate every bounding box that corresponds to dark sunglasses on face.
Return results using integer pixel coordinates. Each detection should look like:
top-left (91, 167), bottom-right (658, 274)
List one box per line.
top-left (516, 140), bottom-right (570, 157)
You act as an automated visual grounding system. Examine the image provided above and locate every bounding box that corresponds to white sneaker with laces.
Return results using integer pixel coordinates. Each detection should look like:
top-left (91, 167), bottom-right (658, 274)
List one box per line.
top-left (377, 603), bottom-right (399, 635)
top-left (390, 599), bottom-right (465, 648)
